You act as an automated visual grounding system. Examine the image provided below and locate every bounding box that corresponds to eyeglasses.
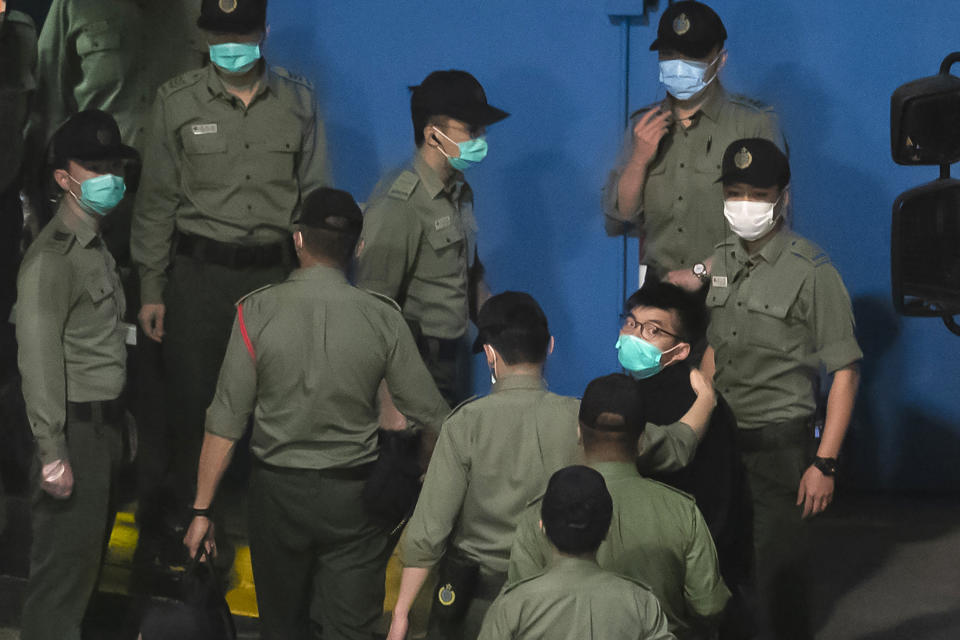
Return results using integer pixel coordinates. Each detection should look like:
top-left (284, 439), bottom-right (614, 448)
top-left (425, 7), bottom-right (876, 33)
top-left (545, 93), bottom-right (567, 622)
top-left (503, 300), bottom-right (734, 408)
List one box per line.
top-left (620, 314), bottom-right (682, 342)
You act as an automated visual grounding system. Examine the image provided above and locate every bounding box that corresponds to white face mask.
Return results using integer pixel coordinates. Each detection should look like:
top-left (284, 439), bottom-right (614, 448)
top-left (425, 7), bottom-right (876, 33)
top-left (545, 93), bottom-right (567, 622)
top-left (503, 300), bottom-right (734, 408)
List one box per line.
top-left (723, 198), bottom-right (778, 241)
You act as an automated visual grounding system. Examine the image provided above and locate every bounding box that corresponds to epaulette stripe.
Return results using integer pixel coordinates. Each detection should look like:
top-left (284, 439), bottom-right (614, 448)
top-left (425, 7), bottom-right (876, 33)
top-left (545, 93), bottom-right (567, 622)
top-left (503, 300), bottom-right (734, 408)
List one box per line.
top-left (237, 302), bottom-right (255, 362)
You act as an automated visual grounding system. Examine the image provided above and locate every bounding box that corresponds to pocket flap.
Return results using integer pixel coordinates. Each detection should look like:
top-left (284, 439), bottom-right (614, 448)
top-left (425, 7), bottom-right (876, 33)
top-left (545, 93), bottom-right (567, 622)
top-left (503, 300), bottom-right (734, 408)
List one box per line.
top-left (86, 275), bottom-right (115, 304)
top-left (76, 23), bottom-right (121, 55)
top-left (181, 127), bottom-right (227, 155)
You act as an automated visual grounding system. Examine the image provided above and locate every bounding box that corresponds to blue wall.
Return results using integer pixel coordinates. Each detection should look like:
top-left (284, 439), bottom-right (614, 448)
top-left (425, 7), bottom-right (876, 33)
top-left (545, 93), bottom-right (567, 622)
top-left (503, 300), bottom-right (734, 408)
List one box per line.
top-left (264, 0), bottom-right (960, 491)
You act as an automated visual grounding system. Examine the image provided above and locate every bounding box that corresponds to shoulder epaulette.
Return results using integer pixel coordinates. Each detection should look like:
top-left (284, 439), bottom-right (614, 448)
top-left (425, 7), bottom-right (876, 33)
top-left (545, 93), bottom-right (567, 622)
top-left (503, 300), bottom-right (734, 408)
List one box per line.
top-left (728, 93), bottom-right (775, 113)
top-left (446, 395), bottom-right (481, 420)
top-left (271, 66), bottom-right (314, 89)
top-left (159, 68), bottom-right (205, 97)
top-left (715, 235), bottom-right (736, 250)
top-left (387, 171), bottom-right (420, 201)
top-left (6, 10), bottom-right (35, 28)
top-left (613, 572), bottom-right (656, 593)
top-left (645, 477), bottom-right (696, 502)
top-left (787, 236), bottom-right (831, 267)
top-left (361, 289), bottom-right (401, 312)
top-left (40, 229), bottom-right (76, 255)
top-left (235, 282), bottom-right (277, 306)
top-left (501, 570), bottom-right (548, 594)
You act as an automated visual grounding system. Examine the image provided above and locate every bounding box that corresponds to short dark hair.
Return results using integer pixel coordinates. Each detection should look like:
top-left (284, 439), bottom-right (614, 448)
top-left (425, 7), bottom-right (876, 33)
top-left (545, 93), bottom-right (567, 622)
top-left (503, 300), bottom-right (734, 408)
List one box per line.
top-left (475, 292), bottom-right (550, 365)
top-left (300, 227), bottom-right (357, 268)
top-left (625, 280), bottom-right (708, 344)
top-left (541, 466), bottom-right (613, 555)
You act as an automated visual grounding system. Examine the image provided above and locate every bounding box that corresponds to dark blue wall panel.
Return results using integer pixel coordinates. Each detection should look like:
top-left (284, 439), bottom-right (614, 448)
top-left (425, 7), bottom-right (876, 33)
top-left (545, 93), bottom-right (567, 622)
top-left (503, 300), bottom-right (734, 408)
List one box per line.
top-left (264, 0), bottom-right (960, 490)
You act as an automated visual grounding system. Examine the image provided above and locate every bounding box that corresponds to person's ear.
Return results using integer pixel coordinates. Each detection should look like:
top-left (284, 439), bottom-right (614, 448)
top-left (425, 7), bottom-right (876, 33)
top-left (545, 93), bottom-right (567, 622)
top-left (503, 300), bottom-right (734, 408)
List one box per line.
top-left (53, 168), bottom-right (73, 193)
top-left (547, 335), bottom-right (555, 356)
top-left (293, 230), bottom-right (303, 252)
top-left (482, 343), bottom-right (497, 368)
top-left (716, 49), bottom-right (728, 74)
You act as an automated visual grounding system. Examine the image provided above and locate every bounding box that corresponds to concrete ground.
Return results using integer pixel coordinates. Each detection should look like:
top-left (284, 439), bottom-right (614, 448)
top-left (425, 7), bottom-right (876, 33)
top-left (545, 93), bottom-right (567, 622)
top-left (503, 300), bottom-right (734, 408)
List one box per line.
top-left (1, 491), bottom-right (959, 639)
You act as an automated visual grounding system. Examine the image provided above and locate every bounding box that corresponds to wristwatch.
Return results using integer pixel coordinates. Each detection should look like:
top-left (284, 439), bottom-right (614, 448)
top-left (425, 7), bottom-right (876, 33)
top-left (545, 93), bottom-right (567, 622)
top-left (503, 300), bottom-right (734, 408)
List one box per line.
top-left (812, 456), bottom-right (838, 477)
top-left (692, 262), bottom-right (709, 281)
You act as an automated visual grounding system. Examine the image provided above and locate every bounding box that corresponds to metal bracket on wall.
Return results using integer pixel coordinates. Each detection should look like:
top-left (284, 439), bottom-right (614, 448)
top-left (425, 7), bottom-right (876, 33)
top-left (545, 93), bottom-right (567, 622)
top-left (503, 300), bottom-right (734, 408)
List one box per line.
top-left (606, 0), bottom-right (663, 307)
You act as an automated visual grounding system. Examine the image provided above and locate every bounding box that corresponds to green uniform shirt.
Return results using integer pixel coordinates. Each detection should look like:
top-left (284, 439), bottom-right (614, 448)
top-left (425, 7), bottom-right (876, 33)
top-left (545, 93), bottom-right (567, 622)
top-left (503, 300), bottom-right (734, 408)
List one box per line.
top-left (707, 229), bottom-right (863, 429)
top-left (131, 64), bottom-right (331, 305)
top-left (0, 10), bottom-right (36, 190)
top-left (204, 264), bottom-right (448, 469)
top-left (508, 462), bottom-right (729, 639)
top-left (479, 556), bottom-right (676, 640)
top-left (355, 152), bottom-right (478, 340)
top-left (400, 374), bottom-right (581, 574)
top-left (603, 84), bottom-right (783, 272)
top-left (30, 0), bottom-right (205, 159)
top-left (16, 203), bottom-right (126, 464)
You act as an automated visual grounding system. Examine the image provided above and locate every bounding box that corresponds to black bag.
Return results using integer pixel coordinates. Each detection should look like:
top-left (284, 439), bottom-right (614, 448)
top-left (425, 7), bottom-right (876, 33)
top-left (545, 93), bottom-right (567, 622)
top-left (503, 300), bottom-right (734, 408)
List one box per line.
top-left (432, 551), bottom-right (481, 625)
top-left (362, 428), bottom-right (422, 530)
top-left (140, 545), bottom-right (236, 640)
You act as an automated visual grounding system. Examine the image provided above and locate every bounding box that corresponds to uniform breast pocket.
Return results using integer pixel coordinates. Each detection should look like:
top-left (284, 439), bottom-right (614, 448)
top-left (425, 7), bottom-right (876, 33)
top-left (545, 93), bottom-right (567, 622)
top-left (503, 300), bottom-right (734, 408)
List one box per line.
top-left (180, 128), bottom-right (229, 184)
top-left (262, 135), bottom-right (300, 182)
top-left (75, 23), bottom-right (128, 84)
top-left (744, 287), bottom-right (806, 353)
top-left (85, 275), bottom-right (115, 306)
top-left (424, 221), bottom-right (465, 268)
top-left (694, 148), bottom-right (724, 177)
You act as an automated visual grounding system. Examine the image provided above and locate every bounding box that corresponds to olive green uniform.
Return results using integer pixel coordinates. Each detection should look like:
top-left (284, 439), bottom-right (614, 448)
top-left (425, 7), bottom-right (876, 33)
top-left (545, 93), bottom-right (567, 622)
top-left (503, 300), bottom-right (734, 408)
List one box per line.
top-left (356, 152), bottom-right (479, 403)
top-left (16, 202), bottom-right (127, 640)
top-left (0, 9), bottom-right (37, 532)
top-left (131, 62), bottom-right (330, 506)
top-left (508, 462), bottom-right (729, 639)
top-left (400, 374), bottom-right (581, 639)
top-left (479, 557), bottom-right (675, 640)
top-left (706, 229), bottom-right (862, 639)
top-left (206, 263), bottom-right (448, 640)
top-left (603, 85), bottom-right (783, 274)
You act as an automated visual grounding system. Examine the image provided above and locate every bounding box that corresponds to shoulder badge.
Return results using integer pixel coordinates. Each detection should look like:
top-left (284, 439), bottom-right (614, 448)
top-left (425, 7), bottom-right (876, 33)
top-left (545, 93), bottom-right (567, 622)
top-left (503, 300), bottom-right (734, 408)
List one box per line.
top-left (361, 289), bottom-right (401, 312)
top-left (437, 583), bottom-right (457, 607)
top-left (788, 237), bottom-right (831, 267)
top-left (41, 229), bottom-right (76, 255)
top-left (234, 282), bottom-right (276, 306)
top-left (160, 68), bottom-right (204, 96)
top-left (729, 93), bottom-right (775, 113)
top-left (272, 66), bottom-right (314, 89)
top-left (387, 171), bottom-right (420, 201)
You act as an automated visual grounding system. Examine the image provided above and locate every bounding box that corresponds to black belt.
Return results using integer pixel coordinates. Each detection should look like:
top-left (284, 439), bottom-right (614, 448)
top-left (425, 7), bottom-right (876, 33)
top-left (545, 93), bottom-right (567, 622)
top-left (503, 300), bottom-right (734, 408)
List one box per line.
top-left (67, 398), bottom-right (124, 424)
top-left (422, 335), bottom-right (462, 361)
top-left (252, 456), bottom-right (375, 481)
top-left (738, 417), bottom-right (815, 453)
top-left (176, 231), bottom-right (287, 269)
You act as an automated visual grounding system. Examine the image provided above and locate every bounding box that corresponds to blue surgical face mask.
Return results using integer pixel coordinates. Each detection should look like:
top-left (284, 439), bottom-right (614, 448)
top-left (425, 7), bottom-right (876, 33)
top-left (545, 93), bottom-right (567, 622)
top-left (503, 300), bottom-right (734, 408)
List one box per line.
top-left (68, 173), bottom-right (126, 216)
top-left (433, 127), bottom-right (488, 171)
top-left (658, 54), bottom-right (720, 101)
top-left (616, 334), bottom-right (680, 380)
top-left (209, 42), bottom-right (261, 74)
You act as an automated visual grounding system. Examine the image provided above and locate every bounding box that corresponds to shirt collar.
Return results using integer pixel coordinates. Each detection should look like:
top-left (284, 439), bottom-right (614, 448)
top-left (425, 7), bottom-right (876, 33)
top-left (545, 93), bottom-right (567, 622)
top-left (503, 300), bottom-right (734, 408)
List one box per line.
top-left (491, 373), bottom-right (547, 394)
top-left (732, 226), bottom-right (791, 266)
top-left (414, 151), bottom-right (464, 201)
top-left (204, 63), bottom-right (271, 104)
top-left (288, 263), bottom-right (348, 285)
top-left (57, 201), bottom-right (99, 248)
top-left (591, 460), bottom-right (640, 481)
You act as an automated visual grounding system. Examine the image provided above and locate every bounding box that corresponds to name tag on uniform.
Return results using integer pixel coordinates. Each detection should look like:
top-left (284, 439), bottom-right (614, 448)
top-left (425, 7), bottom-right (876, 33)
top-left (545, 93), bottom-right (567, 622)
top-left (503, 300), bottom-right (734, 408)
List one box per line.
top-left (434, 215), bottom-right (452, 231)
top-left (712, 276), bottom-right (728, 288)
top-left (191, 123), bottom-right (218, 135)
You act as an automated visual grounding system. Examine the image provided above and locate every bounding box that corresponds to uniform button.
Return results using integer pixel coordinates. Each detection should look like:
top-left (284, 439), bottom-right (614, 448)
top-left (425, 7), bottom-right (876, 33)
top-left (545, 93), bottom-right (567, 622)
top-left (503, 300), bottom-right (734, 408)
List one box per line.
top-left (677, 227), bottom-right (684, 233)
top-left (247, 204), bottom-right (252, 210)
top-left (724, 388), bottom-right (730, 394)
top-left (285, 143), bottom-right (291, 149)
top-left (764, 304), bottom-right (770, 309)
top-left (732, 331), bottom-right (737, 336)
top-left (246, 175), bottom-right (251, 180)
top-left (678, 195), bottom-right (683, 201)
top-left (245, 143), bottom-right (250, 149)
top-left (138, 127), bottom-right (145, 133)
top-left (737, 302), bottom-right (742, 307)
top-left (679, 162), bottom-right (685, 168)
top-left (727, 360), bottom-right (732, 365)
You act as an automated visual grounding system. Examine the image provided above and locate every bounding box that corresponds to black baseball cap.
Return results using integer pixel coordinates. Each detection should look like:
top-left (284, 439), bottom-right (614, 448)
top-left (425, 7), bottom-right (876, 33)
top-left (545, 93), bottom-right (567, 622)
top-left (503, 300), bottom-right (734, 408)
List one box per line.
top-left (472, 291), bottom-right (549, 354)
top-left (541, 465), bottom-right (613, 554)
top-left (297, 187), bottom-right (363, 235)
top-left (51, 109), bottom-right (138, 163)
top-left (718, 138), bottom-right (791, 188)
top-left (197, 0), bottom-right (266, 34)
top-left (579, 374), bottom-right (646, 433)
top-left (410, 70), bottom-right (509, 129)
top-left (650, 1), bottom-right (727, 59)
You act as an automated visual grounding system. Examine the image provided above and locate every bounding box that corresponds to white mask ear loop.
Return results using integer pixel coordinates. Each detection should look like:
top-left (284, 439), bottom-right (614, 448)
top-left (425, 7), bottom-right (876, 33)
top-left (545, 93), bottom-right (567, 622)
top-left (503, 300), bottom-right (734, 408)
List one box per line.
top-left (490, 351), bottom-right (498, 385)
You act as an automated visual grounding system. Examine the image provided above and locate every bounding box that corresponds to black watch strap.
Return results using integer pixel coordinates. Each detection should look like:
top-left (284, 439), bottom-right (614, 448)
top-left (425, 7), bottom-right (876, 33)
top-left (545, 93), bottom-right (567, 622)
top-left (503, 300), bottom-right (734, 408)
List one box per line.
top-left (813, 456), bottom-right (838, 476)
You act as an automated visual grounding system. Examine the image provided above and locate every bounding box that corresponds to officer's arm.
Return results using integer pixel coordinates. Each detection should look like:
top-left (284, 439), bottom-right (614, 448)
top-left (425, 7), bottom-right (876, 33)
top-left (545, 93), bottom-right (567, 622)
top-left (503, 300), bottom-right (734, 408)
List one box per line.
top-left (636, 368), bottom-right (716, 472)
top-left (297, 96), bottom-right (332, 192)
top-left (131, 95), bottom-right (180, 306)
top-left (23, 0), bottom-right (70, 199)
top-left (385, 567), bottom-right (429, 640)
top-left (506, 506), bottom-right (550, 583)
top-left (817, 365), bottom-right (860, 461)
top-left (382, 311), bottom-right (450, 435)
top-left (15, 252), bottom-right (73, 465)
top-left (354, 198), bottom-right (419, 301)
top-left (682, 507), bottom-right (731, 627)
